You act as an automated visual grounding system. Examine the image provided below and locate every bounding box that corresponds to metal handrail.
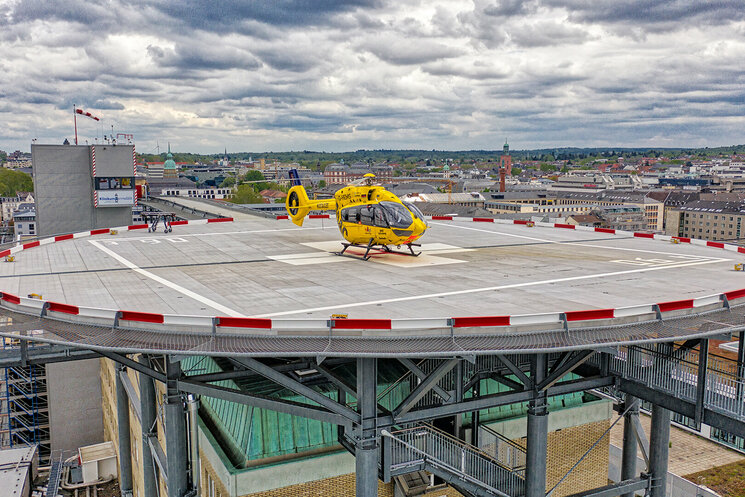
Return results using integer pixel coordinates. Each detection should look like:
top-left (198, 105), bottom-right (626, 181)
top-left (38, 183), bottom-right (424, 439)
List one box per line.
top-left (392, 423), bottom-right (518, 473)
top-left (594, 344), bottom-right (745, 420)
top-left (478, 423), bottom-right (527, 473)
top-left (383, 425), bottom-right (524, 497)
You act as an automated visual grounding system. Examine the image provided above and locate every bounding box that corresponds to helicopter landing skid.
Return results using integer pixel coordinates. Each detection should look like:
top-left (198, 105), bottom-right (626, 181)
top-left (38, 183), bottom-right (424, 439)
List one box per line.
top-left (336, 241), bottom-right (422, 261)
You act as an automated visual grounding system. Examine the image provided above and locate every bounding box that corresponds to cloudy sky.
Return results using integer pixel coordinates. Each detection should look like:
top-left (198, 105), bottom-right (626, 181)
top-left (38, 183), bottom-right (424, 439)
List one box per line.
top-left (1, 1), bottom-right (744, 154)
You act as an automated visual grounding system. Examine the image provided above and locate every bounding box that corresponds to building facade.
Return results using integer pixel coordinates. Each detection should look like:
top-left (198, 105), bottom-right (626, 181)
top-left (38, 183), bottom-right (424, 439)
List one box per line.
top-left (665, 200), bottom-right (745, 241)
top-left (32, 144), bottom-right (135, 236)
top-left (324, 163), bottom-right (393, 185)
top-left (1, 193), bottom-right (35, 222)
top-left (12, 205), bottom-right (36, 239)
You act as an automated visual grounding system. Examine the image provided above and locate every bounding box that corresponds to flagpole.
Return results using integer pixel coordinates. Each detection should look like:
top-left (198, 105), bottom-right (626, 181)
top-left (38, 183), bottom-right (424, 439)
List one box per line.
top-left (74, 105), bottom-right (78, 145)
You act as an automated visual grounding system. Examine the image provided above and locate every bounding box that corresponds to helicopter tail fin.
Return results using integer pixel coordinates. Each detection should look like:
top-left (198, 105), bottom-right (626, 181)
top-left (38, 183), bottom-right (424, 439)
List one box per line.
top-left (285, 186), bottom-right (337, 226)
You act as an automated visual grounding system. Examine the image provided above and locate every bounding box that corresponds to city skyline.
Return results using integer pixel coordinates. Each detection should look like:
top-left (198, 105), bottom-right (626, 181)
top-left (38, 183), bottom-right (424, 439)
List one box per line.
top-left (1, 1), bottom-right (744, 154)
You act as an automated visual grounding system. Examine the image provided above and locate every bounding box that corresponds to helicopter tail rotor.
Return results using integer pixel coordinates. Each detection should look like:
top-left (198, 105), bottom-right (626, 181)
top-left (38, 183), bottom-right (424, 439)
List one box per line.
top-left (286, 186), bottom-right (310, 226)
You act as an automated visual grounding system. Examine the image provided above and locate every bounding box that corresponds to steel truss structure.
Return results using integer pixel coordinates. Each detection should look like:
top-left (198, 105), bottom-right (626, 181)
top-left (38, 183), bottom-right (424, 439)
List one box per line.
top-left (0, 311), bottom-right (744, 497)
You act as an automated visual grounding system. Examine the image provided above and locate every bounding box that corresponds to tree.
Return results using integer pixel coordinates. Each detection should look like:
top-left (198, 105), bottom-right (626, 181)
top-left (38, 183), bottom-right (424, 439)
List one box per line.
top-left (228, 184), bottom-right (264, 204)
top-left (511, 167), bottom-right (522, 176)
top-left (242, 170), bottom-right (270, 190)
top-left (244, 170), bottom-right (265, 182)
top-left (0, 169), bottom-right (33, 196)
top-left (318, 180), bottom-right (327, 188)
top-left (540, 163), bottom-right (557, 172)
top-left (220, 176), bottom-right (236, 188)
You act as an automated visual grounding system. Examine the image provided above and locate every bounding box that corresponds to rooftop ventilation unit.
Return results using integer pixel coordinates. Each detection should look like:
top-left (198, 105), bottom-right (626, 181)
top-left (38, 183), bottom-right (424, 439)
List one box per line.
top-left (78, 441), bottom-right (117, 484)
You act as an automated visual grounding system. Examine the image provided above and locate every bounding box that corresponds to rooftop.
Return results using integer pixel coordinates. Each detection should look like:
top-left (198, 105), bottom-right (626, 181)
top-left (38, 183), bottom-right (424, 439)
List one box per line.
top-left (0, 445), bottom-right (36, 497)
top-left (0, 215), bottom-right (741, 327)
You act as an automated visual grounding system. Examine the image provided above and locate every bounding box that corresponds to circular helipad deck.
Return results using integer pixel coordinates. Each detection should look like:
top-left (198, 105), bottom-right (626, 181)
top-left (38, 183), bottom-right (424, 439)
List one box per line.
top-left (1, 216), bottom-right (744, 356)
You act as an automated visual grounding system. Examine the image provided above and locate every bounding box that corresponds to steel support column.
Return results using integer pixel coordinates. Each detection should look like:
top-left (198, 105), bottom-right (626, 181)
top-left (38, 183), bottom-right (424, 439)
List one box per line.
top-left (471, 379), bottom-right (480, 447)
top-left (165, 357), bottom-right (189, 497)
top-left (356, 357), bottom-right (378, 497)
top-left (139, 355), bottom-right (158, 497)
top-left (620, 395), bottom-right (638, 497)
top-left (648, 403), bottom-right (671, 497)
top-left (116, 364), bottom-right (134, 497)
top-left (526, 354), bottom-right (549, 497)
top-left (737, 333), bottom-right (744, 411)
top-left (454, 359), bottom-right (464, 440)
top-left (694, 339), bottom-right (709, 428)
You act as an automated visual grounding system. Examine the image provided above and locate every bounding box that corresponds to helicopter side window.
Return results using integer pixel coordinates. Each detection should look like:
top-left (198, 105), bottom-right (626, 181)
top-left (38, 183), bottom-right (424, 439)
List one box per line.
top-left (360, 204), bottom-right (375, 226)
top-left (342, 206), bottom-right (360, 223)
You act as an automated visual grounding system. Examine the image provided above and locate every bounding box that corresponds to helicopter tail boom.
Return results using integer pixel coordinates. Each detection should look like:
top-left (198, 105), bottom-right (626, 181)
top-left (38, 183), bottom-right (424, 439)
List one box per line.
top-left (285, 185), bottom-right (337, 226)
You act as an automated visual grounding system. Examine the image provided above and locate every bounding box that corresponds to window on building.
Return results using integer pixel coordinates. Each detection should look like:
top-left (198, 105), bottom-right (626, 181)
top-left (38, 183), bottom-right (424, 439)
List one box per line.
top-left (207, 474), bottom-right (217, 497)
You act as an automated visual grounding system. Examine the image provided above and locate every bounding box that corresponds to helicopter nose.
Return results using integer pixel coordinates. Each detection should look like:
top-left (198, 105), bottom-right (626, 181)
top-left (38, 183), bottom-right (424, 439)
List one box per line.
top-left (414, 219), bottom-right (427, 236)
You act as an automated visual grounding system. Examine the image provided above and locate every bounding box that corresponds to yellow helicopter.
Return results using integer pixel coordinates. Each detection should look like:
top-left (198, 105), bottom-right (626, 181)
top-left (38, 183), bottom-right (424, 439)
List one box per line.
top-left (285, 173), bottom-right (428, 260)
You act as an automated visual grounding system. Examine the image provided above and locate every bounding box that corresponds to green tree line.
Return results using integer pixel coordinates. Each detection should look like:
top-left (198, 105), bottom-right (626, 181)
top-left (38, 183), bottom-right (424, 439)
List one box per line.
top-left (0, 169), bottom-right (33, 196)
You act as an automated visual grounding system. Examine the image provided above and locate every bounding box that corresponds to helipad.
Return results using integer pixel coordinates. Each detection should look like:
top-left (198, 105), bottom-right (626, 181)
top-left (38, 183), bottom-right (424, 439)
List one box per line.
top-left (1, 215), bottom-right (745, 356)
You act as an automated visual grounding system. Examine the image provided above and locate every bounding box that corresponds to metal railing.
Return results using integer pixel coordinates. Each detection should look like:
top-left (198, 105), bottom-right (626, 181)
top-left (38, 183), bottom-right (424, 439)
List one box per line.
top-left (592, 345), bottom-right (745, 422)
top-left (46, 451), bottom-right (64, 497)
top-left (385, 424), bottom-right (525, 497)
top-left (478, 424), bottom-right (526, 477)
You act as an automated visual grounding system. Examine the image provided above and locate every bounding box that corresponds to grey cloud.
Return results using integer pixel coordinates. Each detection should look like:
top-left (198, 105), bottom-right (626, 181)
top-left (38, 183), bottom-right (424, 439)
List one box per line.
top-left (508, 21), bottom-right (590, 47)
top-left (253, 46), bottom-right (320, 73)
top-left (422, 61), bottom-right (509, 80)
top-left (91, 99), bottom-right (125, 110)
top-left (137, 0), bottom-right (384, 31)
top-left (6, 0), bottom-right (114, 26)
top-left (483, 0), bottom-right (539, 18)
top-left (147, 43), bottom-right (262, 71)
top-left (556, 0), bottom-right (745, 30)
top-left (360, 37), bottom-right (463, 65)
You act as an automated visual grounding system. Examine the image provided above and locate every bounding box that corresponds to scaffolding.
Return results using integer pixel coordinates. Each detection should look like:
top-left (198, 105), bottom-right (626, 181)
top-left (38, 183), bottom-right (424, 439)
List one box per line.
top-left (0, 336), bottom-right (50, 464)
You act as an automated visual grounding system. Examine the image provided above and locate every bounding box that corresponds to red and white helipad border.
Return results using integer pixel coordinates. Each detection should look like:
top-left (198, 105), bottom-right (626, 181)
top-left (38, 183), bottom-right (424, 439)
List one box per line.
top-left (0, 214), bottom-right (743, 337)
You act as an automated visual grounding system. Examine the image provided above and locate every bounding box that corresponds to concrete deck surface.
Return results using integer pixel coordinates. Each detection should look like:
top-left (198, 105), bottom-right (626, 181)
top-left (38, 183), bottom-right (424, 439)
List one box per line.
top-left (0, 216), bottom-right (740, 320)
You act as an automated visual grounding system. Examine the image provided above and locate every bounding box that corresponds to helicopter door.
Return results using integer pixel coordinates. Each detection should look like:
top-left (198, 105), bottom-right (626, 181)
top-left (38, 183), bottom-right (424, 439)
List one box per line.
top-left (369, 205), bottom-right (390, 242)
top-left (373, 207), bottom-right (388, 228)
top-left (359, 205), bottom-right (375, 226)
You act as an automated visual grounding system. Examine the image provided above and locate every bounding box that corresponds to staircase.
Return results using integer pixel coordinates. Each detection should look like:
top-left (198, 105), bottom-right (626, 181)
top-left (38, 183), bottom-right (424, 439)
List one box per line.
top-left (46, 452), bottom-right (63, 497)
top-left (382, 424), bottom-right (525, 497)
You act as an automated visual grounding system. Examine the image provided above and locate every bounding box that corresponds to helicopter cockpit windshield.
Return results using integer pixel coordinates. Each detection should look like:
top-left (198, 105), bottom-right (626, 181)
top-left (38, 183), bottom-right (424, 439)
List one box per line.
top-left (379, 201), bottom-right (414, 229)
top-left (402, 201), bottom-right (425, 220)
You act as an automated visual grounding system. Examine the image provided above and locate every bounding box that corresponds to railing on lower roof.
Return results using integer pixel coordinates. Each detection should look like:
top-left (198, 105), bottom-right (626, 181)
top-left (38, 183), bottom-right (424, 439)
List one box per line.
top-left (590, 344), bottom-right (745, 422)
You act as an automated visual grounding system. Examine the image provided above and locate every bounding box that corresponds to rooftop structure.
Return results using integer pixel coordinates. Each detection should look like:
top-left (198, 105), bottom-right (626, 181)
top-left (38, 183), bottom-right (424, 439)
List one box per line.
top-left (0, 445), bottom-right (37, 497)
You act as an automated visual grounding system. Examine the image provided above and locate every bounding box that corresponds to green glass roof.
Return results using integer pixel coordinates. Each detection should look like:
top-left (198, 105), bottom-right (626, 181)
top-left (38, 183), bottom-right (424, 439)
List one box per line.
top-left (181, 356), bottom-right (412, 468)
top-left (182, 357), bottom-right (595, 470)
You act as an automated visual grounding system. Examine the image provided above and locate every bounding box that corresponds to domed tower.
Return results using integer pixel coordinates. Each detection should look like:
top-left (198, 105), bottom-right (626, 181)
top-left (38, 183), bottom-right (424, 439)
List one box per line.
top-left (163, 143), bottom-right (177, 178)
top-left (500, 138), bottom-right (512, 176)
